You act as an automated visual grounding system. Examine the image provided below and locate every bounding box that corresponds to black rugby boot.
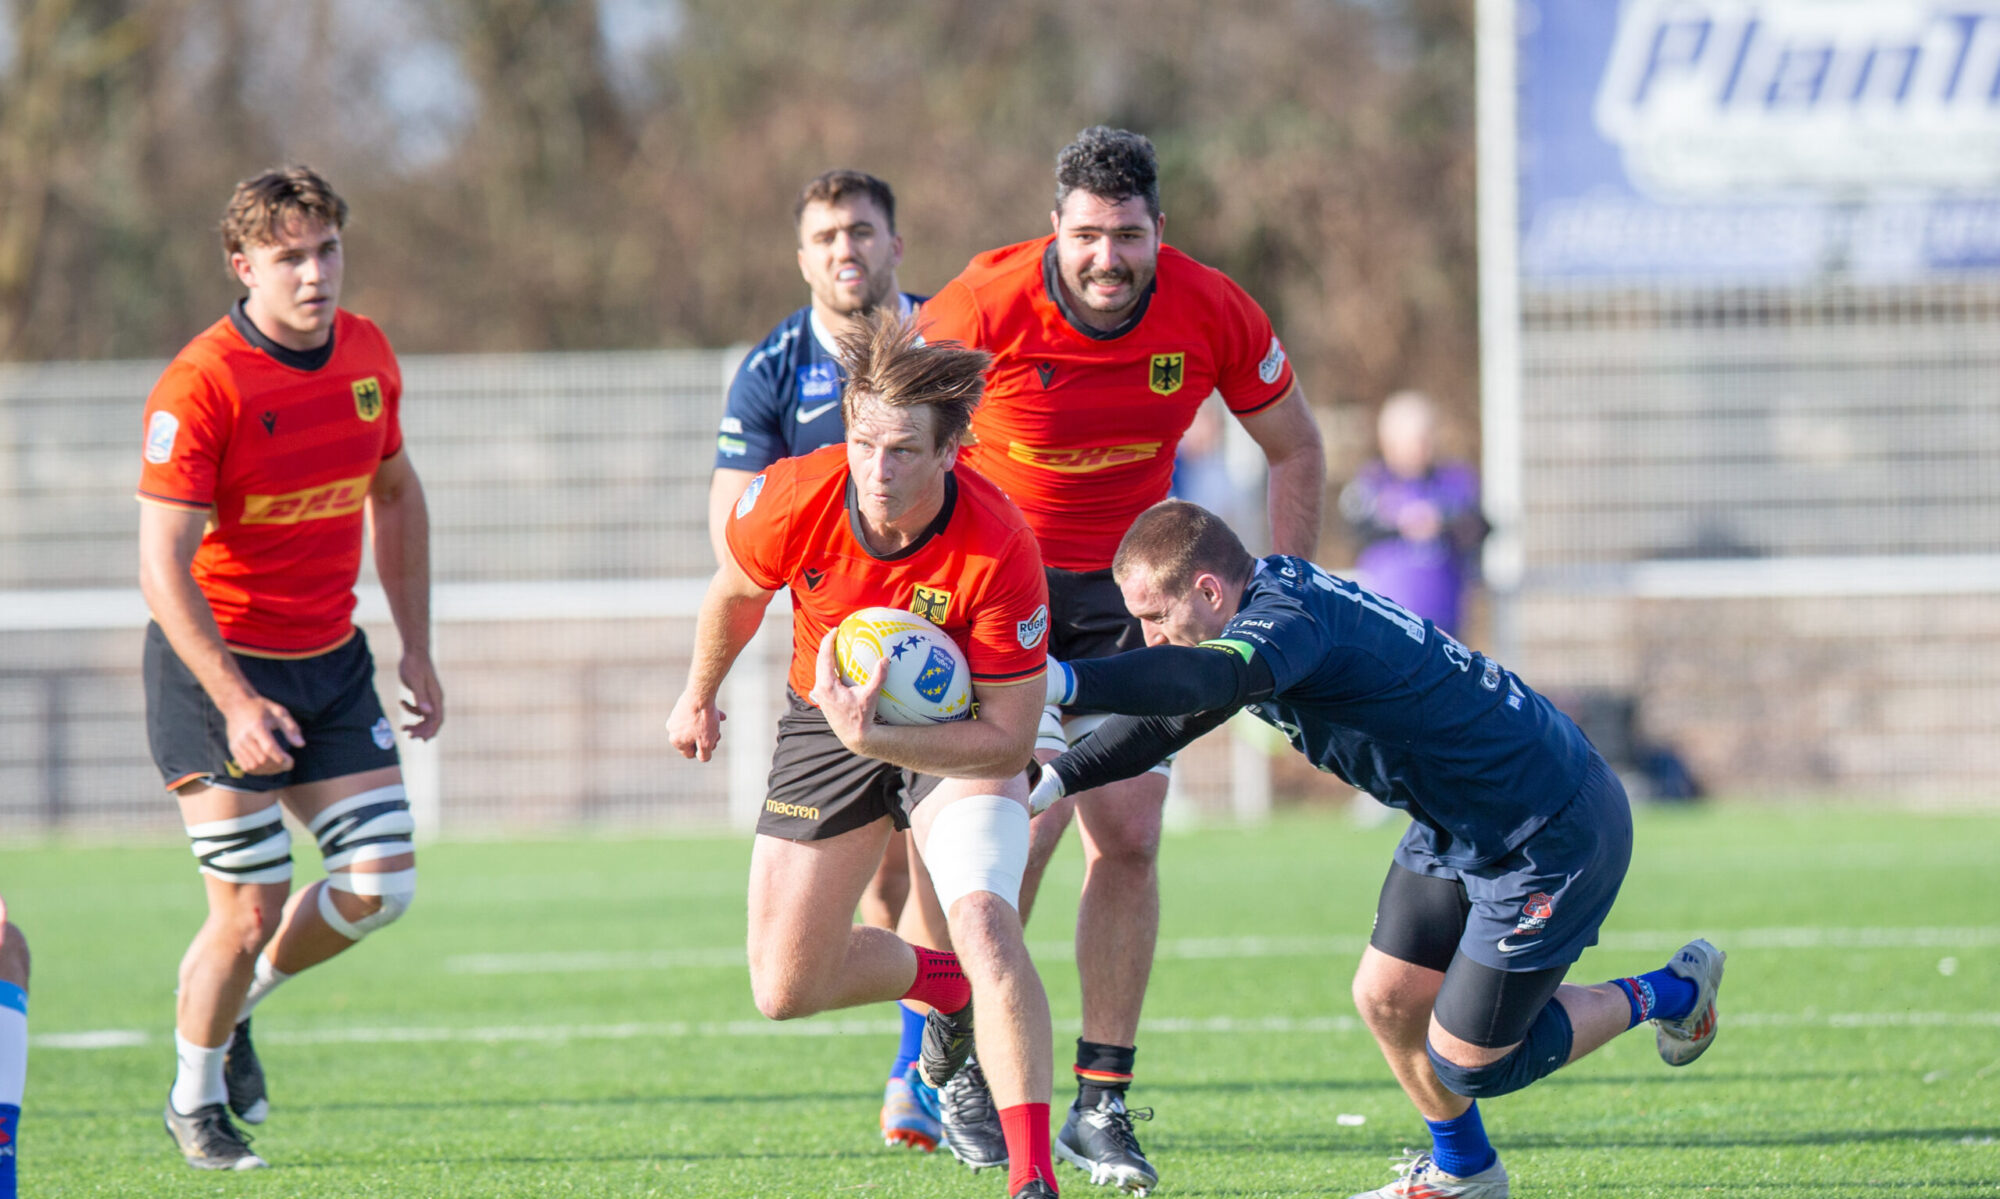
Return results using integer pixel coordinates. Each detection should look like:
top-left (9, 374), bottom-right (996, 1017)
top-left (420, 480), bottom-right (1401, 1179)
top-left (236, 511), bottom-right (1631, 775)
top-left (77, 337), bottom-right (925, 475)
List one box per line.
top-left (917, 999), bottom-right (975, 1088)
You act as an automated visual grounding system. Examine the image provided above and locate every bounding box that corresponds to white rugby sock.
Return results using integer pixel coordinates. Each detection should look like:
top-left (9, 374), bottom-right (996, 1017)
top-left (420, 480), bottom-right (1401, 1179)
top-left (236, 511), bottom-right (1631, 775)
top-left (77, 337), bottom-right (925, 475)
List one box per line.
top-left (170, 1030), bottom-right (229, 1114)
top-left (236, 955), bottom-right (291, 1023)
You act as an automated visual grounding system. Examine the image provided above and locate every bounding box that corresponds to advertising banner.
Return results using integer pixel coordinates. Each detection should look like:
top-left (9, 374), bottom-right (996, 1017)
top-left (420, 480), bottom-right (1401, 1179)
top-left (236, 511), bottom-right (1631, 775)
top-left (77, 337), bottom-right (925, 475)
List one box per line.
top-left (1521, 0), bottom-right (2000, 282)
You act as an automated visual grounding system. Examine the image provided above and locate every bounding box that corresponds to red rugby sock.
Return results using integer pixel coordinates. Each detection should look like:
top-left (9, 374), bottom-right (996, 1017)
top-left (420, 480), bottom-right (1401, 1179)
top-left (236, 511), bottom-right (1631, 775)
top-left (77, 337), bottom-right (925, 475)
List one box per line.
top-left (1002, 1101), bottom-right (1055, 1194)
top-left (902, 946), bottom-right (971, 1014)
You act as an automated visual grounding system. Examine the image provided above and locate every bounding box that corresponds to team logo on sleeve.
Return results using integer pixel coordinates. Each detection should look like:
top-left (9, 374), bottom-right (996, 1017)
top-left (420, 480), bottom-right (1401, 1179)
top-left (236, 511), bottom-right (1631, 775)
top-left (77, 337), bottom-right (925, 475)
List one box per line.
top-left (735, 473), bottom-right (766, 518)
top-left (144, 410), bottom-right (179, 463)
top-left (1016, 605), bottom-right (1048, 649)
top-left (1148, 353), bottom-right (1185, 396)
top-left (352, 377), bottom-right (384, 422)
top-left (910, 585), bottom-right (952, 625)
top-left (1258, 337), bottom-right (1287, 385)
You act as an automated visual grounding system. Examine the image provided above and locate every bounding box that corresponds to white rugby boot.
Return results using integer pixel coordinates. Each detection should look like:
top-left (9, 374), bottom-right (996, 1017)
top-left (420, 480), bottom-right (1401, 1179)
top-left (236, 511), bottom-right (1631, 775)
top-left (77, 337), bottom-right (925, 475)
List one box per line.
top-left (1654, 938), bottom-right (1726, 1067)
top-left (1346, 1149), bottom-right (1508, 1198)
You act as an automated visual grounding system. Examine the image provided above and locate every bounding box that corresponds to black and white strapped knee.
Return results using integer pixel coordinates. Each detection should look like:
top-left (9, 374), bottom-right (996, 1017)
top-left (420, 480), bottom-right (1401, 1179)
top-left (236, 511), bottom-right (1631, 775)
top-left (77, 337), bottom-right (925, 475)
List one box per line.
top-left (185, 804), bottom-right (294, 885)
top-left (309, 784), bottom-right (417, 940)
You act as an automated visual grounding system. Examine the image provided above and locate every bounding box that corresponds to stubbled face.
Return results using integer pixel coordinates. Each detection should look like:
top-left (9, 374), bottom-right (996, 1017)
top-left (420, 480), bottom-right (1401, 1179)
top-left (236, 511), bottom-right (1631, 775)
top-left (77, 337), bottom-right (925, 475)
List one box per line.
top-left (1051, 191), bottom-right (1161, 328)
top-left (845, 397), bottom-right (953, 531)
top-left (233, 217), bottom-right (343, 351)
top-left (1119, 565), bottom-right (1227, 648)
top-left (797, 195), bottom-right (903, 317)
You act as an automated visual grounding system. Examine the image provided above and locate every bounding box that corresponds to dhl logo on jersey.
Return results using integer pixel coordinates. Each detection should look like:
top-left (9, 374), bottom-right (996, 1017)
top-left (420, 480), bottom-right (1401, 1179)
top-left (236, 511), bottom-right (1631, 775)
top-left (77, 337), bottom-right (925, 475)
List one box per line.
top-left (1006, 441), bottom-right (1162, 474)
top-left (241, 474), bottom-right (372, 525)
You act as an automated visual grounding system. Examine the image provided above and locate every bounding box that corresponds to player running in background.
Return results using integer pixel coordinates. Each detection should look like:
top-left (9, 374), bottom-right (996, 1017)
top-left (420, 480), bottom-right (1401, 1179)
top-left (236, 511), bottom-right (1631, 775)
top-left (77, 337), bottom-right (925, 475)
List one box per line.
top-left (137, 167), bottom-right (442, 1170)
top-left (917, 126), bottom-right (1326, 1189)
top-left (0, 895), bottom-right (25, 1199)
top-left (1035, 500), bottom-right (1726, 1199)
top-left (705, 169), bottom-right (942, 1150)
top-left (669, 311), bottom-right (1062, 1199)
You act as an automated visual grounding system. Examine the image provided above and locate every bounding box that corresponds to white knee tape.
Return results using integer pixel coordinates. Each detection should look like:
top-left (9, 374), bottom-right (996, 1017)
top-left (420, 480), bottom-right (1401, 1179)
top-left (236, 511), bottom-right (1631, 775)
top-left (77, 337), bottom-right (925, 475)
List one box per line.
top-left (318, 867), bottom-right (417, 940)
top-left (1037, 703), bottom-right (1070, 756)
top-left (1063, 712), bottom-right (1175, 778)
top-left (923, 795), bottom-right (1029, 913)
top-left (310, 785), bottom-right (416, 870)
top-left (186, 804), bottom-right (294, 885)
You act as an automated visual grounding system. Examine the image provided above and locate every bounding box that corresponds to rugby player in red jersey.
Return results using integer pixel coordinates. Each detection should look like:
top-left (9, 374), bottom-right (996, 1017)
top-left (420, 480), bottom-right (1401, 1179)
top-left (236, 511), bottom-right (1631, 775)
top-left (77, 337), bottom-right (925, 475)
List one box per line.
top-left (137, 168), bottom-right (440, 1171)
top-left (668, 311), bottom-right (1062, 1199)
top-left (705, 171), bottom-right (945, 1151)
top-left (917, 126), bottom-right (1326, 1190)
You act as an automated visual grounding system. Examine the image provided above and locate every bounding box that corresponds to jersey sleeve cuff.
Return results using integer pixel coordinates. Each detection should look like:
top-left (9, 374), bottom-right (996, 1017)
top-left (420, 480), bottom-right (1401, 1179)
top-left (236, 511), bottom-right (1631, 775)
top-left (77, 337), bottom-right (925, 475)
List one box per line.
top-left (1225, 375), bottom-right (1294, 417)
top-left (135, 490), bottom-right (211, 512)
top-left (971, 664), bottom-right (1049, 684)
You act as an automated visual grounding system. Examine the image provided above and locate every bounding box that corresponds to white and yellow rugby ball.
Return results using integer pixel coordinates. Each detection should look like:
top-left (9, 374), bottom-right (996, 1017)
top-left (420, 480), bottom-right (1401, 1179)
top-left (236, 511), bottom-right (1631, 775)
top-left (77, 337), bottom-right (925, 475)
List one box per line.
top-left (835, 607), bottom-right (973, 725)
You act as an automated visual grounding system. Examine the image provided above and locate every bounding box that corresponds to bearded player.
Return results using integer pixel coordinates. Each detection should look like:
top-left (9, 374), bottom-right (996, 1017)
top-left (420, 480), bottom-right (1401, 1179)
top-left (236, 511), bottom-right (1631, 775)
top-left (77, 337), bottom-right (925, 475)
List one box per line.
top-left (916, 126), bottom-right (1326, 1190)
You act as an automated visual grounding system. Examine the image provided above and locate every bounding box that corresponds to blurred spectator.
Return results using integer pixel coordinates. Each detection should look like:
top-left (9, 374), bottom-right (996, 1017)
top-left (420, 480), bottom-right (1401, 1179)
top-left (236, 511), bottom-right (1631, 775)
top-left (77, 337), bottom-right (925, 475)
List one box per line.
top-left (1339, 390), bottom-right (1488, 635)
top-left (1170, 399), bottom-right (1243, 526)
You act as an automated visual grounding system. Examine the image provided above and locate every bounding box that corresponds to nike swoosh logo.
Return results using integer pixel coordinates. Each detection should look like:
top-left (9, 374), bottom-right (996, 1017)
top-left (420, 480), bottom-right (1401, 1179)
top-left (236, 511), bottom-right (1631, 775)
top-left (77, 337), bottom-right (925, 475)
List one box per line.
top-left (1494, 937), bottom-right (1538, 954)
top-left (796, 401), bottom-right (839, 423)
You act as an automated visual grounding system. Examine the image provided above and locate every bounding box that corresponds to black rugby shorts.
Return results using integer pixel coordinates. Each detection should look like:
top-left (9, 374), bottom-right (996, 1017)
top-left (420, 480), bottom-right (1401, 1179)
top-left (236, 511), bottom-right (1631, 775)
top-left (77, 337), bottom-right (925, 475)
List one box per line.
top-left (143, 622), bottom-right (400, 793)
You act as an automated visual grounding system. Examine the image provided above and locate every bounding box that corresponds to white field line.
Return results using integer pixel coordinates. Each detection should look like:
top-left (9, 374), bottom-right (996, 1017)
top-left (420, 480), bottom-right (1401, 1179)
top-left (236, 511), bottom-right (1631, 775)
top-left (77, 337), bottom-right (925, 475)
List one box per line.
top-left (443, 926), bottom-right (2000, 976)
top-left (34, 1009), bottom-right (2000, 1051)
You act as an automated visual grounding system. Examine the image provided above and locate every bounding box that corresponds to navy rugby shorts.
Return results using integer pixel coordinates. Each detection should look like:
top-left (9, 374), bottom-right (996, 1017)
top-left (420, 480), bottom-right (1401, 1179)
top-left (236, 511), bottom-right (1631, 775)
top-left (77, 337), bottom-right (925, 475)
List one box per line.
top-left (1386, 754), bottom-right (1633, 973)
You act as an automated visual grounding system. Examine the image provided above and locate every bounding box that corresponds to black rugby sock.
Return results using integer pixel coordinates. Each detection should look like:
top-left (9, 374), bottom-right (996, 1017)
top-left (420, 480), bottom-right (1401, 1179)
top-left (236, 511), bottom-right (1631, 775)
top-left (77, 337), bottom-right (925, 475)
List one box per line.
top-left (1074, 1038), bottom-right (1136, 1107)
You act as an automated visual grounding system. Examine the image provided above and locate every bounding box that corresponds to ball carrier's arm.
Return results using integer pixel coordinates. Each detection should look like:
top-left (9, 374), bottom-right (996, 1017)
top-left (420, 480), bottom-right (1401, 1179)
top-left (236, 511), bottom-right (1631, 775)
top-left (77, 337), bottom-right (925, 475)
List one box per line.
top-left (667, 551), bottom-right (779, 762)
top-left (811, 630), bottom-right (1044, 780)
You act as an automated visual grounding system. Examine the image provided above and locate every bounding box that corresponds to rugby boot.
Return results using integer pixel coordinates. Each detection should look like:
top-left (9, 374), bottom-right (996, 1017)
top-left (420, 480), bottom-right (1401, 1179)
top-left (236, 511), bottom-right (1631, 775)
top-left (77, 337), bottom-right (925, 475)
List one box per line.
top-left (1012, 1178), bottom-right (1060, 1198)
top-left (1055, 1090), bottom-right (1157, 1195)
top-left (1655, 938), bottom-right (1726, 1066)
top-left (880, 1068), bottom-right (941, 1151)
top-left (1346, 1149), bottom-right (1508, 1198)
top-left (163, 1092), bottom-right (267, 1171)
top-left (917, 1000), bottom-right (975, 1089)
top-left (223, 1018), bottom-right (269, 1124)
top-left (938, 1055), bottom-right (1008, 1171)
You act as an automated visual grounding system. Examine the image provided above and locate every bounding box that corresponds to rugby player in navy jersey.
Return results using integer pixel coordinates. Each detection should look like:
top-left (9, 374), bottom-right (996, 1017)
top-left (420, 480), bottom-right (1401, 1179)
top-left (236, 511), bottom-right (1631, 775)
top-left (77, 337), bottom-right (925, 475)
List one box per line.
top-left (1032, 501), bottom-right (1725, 1199)
top-left (704, 169), bottom-right (941, 1152)
top-left (708, 170), bottom-right (923, 561)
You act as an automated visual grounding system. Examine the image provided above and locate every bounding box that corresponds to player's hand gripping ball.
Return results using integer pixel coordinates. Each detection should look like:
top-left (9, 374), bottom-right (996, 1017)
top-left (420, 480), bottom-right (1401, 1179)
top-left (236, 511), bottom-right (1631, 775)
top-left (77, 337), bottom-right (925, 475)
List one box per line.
top-left (834, 607), bottom-right (972, 725)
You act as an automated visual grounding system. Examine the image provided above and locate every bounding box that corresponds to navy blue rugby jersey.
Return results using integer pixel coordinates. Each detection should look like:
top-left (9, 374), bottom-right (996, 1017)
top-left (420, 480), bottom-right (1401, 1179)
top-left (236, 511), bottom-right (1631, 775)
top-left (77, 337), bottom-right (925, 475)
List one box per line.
top-left (713, 293), bottom-right (924, 471)
top-left (1214, 556), bottom-right (1595, 868)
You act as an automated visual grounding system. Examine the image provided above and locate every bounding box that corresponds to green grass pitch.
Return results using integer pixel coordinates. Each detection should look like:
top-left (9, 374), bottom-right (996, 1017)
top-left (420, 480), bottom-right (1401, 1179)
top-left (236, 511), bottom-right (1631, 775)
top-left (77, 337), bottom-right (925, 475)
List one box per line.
top-left (5, 803), bottom-right (1997, 1196)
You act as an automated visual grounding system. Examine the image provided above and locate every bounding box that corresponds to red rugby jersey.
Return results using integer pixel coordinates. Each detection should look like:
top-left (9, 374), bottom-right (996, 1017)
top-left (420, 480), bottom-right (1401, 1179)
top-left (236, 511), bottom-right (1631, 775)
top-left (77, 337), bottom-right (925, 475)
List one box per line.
top-left (726, 445), bottom-right (1049, 700)
top-left (136, 309), bottom-right (404, 656)
top-left (922, 236), bottom-right (1294, 570)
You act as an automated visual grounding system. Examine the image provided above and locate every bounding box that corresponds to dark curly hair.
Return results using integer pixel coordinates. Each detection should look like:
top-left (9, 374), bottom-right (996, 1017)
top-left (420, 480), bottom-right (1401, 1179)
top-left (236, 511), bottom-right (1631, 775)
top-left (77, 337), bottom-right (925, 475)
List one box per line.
top-left (1054, 126), bottom-right (1160, 218)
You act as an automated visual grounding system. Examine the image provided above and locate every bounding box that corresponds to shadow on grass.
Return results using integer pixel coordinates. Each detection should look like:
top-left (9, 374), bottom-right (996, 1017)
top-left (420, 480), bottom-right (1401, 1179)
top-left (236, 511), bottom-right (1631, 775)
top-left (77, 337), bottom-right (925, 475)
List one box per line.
top-left (1178, 1124), bottom-right (2000, 1156)
top-left (37, 1066), bottom-right (1888, 1123)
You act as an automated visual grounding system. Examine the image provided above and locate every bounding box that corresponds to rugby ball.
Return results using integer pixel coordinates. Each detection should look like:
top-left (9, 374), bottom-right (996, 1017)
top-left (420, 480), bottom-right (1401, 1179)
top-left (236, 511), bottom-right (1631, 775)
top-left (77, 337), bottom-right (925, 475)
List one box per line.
top-left (835, 607), bottom-right (973, 725)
